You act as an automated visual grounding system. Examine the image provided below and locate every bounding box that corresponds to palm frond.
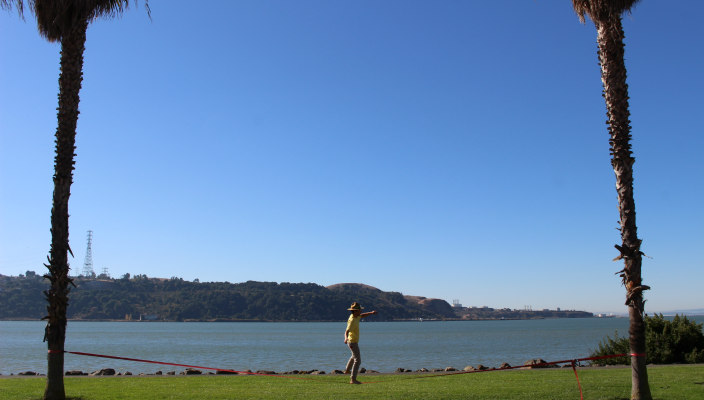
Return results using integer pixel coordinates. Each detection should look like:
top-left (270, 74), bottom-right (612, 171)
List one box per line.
top-left (572, 0), bottom-right (641, 23)
top-left (1, 0), bottom-right (25, 16)
top-left (30, 0), bottom-right (149, 41)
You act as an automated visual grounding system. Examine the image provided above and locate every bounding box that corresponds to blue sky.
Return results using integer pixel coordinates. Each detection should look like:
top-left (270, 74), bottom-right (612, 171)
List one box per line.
top-left (1, 1), bottom-right (702, 314)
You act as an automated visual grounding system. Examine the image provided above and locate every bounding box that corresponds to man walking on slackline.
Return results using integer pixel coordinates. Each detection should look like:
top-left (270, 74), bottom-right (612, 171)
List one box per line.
top-left (343, 302), bottom-right (377, 384)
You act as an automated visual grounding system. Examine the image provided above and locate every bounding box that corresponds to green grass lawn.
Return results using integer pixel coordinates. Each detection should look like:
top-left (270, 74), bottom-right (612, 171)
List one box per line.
top-left (1, 365), bottom-right (702, 399)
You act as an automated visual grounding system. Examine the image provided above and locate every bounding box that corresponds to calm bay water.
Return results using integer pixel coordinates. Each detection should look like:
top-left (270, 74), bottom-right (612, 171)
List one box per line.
top-left (1, 317), bottom-right (700, 375)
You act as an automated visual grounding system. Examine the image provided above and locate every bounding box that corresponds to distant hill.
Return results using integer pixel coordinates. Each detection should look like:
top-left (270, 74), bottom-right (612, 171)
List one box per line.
top-left (0, 274), bottom-right (455, 321)
top-left (0, 273), bottom-right (593, 321)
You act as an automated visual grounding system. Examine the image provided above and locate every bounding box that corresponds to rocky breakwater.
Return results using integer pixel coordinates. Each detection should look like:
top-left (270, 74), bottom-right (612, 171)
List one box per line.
top-left (2, 358), bottom-right (573, 377)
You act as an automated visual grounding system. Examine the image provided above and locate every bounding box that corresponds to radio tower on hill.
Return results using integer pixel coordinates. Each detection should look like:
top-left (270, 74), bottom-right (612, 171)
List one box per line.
top-left (82, 230), bottom-right (95, 277)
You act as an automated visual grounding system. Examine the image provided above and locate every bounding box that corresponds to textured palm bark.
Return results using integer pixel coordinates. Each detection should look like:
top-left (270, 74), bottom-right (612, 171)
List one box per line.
top-left (43, 20), bottom-right (87, 400)
top-left (596, 16), bottom-right (652, 400)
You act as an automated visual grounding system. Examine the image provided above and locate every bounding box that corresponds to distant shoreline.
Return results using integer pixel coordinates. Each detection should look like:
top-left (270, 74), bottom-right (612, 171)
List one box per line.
top-left (1, 316), bottom-right (606, 323)
top-left (0, 276), bottom-right (595, 321)
top-left (10, 314), bottom-right (704, 323)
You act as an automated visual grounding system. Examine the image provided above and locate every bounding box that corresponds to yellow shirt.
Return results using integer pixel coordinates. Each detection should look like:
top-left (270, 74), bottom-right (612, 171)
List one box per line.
top-left (346, 314), bottom-right (361, 343)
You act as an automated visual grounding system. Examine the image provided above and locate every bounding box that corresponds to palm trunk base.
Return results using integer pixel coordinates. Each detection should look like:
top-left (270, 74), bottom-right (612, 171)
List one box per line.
top-left (628, 305), bottom-right (652, 400)
top-left (44, 349), bottom-right (65, 400)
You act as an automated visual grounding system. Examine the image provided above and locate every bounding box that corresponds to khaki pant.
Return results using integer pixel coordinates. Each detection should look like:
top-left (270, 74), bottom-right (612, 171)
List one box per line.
top-left (346, 342), bottom-right (361, 379)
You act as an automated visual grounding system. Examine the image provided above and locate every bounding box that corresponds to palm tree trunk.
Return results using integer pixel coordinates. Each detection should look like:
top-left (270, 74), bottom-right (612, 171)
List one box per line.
top-left (595, 16), bottom-right (652, 400)
top-left (43, 19), bottom-right (87, 400)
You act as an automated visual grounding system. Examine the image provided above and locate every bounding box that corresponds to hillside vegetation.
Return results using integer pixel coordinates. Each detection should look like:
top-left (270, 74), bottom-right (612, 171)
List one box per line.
top-left (0, 273), bottom-right (456, 321)
top-left (0, 273), bottom-right (592, 321)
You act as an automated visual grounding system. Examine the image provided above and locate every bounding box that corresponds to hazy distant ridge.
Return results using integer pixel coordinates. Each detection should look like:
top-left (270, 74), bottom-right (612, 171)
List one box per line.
top-left (0, 273), bottom-right (592, 321)
top-left (0, 274), bottom-right (455, 321)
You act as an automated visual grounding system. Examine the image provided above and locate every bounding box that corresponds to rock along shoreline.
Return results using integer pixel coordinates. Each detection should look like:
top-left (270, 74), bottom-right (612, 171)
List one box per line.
top-left (3, 358), bottom-right (627, 378)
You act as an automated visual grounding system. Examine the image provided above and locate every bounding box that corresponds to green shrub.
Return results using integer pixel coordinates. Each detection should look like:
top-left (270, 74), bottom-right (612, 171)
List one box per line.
top-left (591, 330), bottom-right (631, 365)
top-left (590, 314), bottom-right (704, 365)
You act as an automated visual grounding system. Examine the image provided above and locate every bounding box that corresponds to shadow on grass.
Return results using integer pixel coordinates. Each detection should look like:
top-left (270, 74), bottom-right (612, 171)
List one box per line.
top-left (23, 396), bottom-right (89, 400)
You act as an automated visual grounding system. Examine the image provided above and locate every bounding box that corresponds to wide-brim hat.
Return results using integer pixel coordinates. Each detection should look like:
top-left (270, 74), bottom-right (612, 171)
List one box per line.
top-left (347, 302), bottom-right (364, 311)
